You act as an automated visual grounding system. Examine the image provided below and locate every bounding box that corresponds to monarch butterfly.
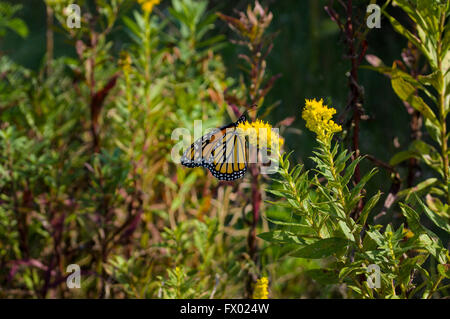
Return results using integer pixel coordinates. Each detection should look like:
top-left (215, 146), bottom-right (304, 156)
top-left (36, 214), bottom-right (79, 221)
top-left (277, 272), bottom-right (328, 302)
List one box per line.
top-left (180, 114), bottom-right (249, 181)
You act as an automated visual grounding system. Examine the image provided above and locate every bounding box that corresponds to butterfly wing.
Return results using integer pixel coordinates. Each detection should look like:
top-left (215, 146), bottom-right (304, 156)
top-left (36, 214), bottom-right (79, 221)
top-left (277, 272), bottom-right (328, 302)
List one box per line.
top-left (180, 128), bottom-right (219, 168)
top-left (208, 128), bottom-right (248, 180)
top-left (180, 115), bottom-right (248, 180)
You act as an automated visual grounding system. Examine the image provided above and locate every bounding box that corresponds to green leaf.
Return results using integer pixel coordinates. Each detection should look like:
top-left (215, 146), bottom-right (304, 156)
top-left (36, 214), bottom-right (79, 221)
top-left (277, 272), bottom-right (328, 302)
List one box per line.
top-left (5, 18), bottom-right (28, 38)
top-left (290, 237), bottom-right (349, 259)
top-left (383, 12), bottom-right (422, 55)
top-left (342, 156), bottom-right (362, 186)
top-left (414, 194), bottom-right (450, 234)
top-left (437, 264), bottom-right (450, 279)
top-left (398, 254), bottom-right (428, 287)
top-left (264, 216), bottom-right (304, 228)
top-left (383, 1), bottom-right (440, 69)
top-left (337, 221), bottom-right (354, 241)
top-left (265, 209), bottom-right (303, 224)
top-left (339, 265), bottom-right (360, 280)
top-left (399, 203), bottom-right (426, 235)
top-left (347, 285), bottom-right (363, 295)
top-left (417, 234), bottom-right (447, 264)
top-left (424, 118), bottom-right (442, 146)
top-left (348, 168), bottom-right (378, 210)
top-left (389, 150), bottom-right (418, 166)
top-left (411, 140), bottom-right (443, 176)
top-left (357, 191), bottom-right (382, 226)
top-left (266, 188), bottom-right (287, 198)
top-left (396, 178), bottom-right (439, 200)
top-left (365, 65), bottom-right (438, 104)
top-left (305, 268), bottom-right (340, 284)
top-left (257, 230), bottom-right (306, 245)
top-left (418, 71), bottom-right (442, 91)
top-left (391, 71), bottom-right (439, 125)
top-left (400, 203), bottom-right (447, 263)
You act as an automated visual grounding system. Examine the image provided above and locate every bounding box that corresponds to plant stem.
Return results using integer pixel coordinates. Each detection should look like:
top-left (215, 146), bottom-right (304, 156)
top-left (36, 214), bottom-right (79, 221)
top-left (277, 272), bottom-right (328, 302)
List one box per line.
top-left (427, 275), bottom-right (444, 299)
top-left (326, 139), bottom-right (363, 249)
top-left (436, 10), bottom-right (449, 204)
top-left (439, 88), bottom-right (448, 203)
top-left (45, 4), bottom-right (54, 75)
top-left (325, 0), bottom-right (368, 219)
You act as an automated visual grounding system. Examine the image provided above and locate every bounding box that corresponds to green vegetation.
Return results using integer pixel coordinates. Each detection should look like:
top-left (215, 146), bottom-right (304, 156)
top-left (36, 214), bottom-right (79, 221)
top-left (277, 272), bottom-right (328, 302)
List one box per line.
top-left (0, 0), bottom-right (448, 299)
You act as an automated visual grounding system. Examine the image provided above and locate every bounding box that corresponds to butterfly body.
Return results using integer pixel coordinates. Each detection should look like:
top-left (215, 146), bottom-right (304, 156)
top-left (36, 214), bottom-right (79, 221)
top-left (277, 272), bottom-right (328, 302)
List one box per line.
top-left (180, 115), bottom-right (248, 181)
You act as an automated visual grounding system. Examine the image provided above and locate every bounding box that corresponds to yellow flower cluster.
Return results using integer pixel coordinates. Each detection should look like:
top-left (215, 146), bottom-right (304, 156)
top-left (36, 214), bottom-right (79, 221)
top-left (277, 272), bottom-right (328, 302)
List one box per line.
top-left (402, 228), bottom-right (414, 239)
top-left (138, 0), bottom-right (161, 13)
top-left (302, 98), bottom-right (342, 140)
top-left (237, 119), bottom-right (284, 150)
top-left (252, 277), bottom-right (269, 299)
top-left (120, 51), bottom-right (132, 76)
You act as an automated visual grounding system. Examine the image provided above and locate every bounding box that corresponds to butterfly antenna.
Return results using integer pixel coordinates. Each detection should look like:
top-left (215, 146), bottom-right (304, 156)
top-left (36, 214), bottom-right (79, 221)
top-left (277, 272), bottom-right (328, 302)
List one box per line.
top-left (241, 104), bottom-right (260, 120)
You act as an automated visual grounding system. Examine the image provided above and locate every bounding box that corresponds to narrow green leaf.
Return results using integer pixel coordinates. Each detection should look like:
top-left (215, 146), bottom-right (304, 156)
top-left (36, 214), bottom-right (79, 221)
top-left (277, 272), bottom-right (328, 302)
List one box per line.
top-left (265, 209), bottom-right (303, 224)
top-left (337, 221), bottom-right (354, 241)
top-left (389, 150), bottom-right (418, 166)
top-left (424, 118), bottom-right (442, 146)
top-left (349, 168), bottom-right (377, 209)
top-left (342, 156), bottom-right (362, 186)
top-left (357, 191), bottom-right (382, 226)
top-left (400, 203), bottom-right (447, 263)
top-left (414, 194), bottom-right (450, 234)
top-left (6, 18), bottom-right (28, 38)
top-left (391, 72), bottom-right (439, 125)
top-left (290, 237), bottom-right (349, 259)
top-left (418, 71), bottom-right (442, 91)
top-left (383, 12), bottom-right (422, 54)
top-left (305, 268), bottom-right (340, 284)
top-left (257, 230), bottom-right (306, 245)
top-left (397, 178), bottom-right (439, 200)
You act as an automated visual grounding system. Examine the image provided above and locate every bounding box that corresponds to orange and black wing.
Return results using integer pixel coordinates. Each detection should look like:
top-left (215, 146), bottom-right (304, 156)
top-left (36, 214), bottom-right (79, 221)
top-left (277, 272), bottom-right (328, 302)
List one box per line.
top-left (180, 115), bottom-right (248, 180)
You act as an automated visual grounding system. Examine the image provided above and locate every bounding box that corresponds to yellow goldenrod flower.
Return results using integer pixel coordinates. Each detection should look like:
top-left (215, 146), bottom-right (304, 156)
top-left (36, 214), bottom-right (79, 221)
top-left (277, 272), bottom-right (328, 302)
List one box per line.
top-left (402, 228), bottom-right (414, 239)
top-left (138, 0), bottom-right (161, 13)
top-left (237, 119), bottom-right (284, 150)
top-left (120, 51), bottom-right (132, 76)
top-left (252, 277), bottom-right (269, 299)
top-left (302, 98), bottom-right (342, 140)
